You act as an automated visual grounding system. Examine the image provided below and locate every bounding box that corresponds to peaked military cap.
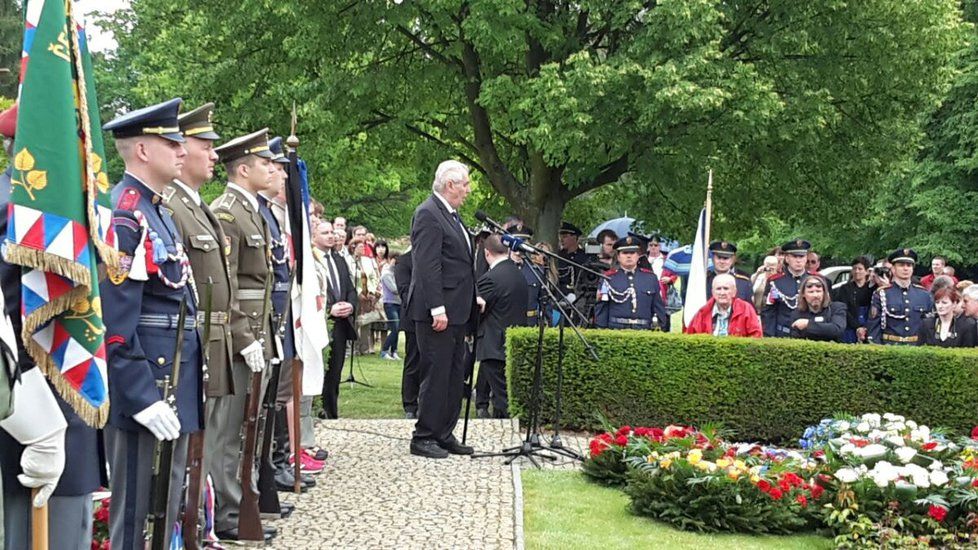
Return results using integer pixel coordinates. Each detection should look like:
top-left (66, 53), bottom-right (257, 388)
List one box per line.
top-left (709, 240), bottom-right (738, 257)
top-left (558, 221), bottom-right (582, 236)
top-left (178, 102), bottom-right (219, 140)
top-left (614, 235), bottom-right (642, 252)
top-left (103, 97), bottom-right (184, 142)
top-left (509, 224), bottom-right (534, 239)
top-left (887, 247), bottom-right (918, 264)
top-left (781, 238), bottom-right (812, 256)
top-left (268, 136), bottom-right (290, 165)
top-left (214, 128), bottom-right (274, 163)
top-left (627, 232), bottom-right (649, 249)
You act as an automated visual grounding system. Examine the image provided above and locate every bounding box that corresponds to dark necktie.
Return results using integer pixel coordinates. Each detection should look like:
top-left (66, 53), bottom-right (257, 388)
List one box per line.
top-left (325, 251), bottom-right (341, 299)
top-left (451, 211), bottom-right (470, 251)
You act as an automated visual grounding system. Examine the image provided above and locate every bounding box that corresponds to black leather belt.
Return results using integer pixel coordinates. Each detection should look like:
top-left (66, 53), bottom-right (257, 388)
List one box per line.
top-left (610, 317), bottom-right (650, 327)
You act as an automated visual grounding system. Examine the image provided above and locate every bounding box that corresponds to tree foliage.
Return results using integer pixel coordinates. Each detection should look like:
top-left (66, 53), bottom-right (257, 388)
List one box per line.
top-left (94, 0), bottom-right (965, 246)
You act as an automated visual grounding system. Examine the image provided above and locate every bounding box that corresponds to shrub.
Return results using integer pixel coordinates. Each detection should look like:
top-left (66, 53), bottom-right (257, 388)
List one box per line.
top-left (506, 329), bottom-right (978, 442)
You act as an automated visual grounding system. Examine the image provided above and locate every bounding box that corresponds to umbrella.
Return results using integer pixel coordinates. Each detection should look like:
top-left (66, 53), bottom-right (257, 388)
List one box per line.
top-left (663, 245), bottom-right (714, 276)
top-left (588, 217), bottom-right (635, 240)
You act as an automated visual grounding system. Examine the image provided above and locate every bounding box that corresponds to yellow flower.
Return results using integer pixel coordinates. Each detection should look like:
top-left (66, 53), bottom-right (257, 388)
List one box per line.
top-left (687, 449), bottom-right (703, 465)
top-left (695, 461), bottom-right (711, 472)
top-left (661, 458), bottom-right (673, 469)
top-left (716, 457), bottom-right (732, 469)
top-left (728, 470), bottom-right (741, 481)
top-left (646, 454), bottom-right (657, 464)
top-left (750, 473), bottom-right (761, 484)
top-left (733, 460), bottom-right (747, 472)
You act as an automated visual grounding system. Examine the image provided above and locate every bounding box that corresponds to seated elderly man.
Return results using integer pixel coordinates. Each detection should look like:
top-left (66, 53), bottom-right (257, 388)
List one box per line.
top-left (685, 273), bottom-right (762, 337)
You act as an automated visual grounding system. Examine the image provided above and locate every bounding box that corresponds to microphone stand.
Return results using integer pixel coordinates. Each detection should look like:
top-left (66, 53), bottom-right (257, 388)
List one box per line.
top-left (343, 253), bottom-right (372, 388)
top-left (470, 238), bottom-right (598, 466)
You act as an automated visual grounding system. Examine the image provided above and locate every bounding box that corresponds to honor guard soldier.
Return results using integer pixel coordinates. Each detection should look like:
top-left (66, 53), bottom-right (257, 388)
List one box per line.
top-left (209, 129), bottom-right (277, 542)
top-left (557, 221), bottom-right (587, 298)
top-left (0, 104), bottom-right (84, 549)
top-left (259, 136), bottom-right (311, 491)
top-left (595, 236), bottom-right (670, 331)
top-left (100, 98), bottom-right (204, 549)
top-left (867, 248), bottom-right (934, 345)
top-left (762, 239), bottom-right (813, 337)
top-left (508, 224), bottom-right (546, 326)
top-left (707, 241), bottom-right (753, 302)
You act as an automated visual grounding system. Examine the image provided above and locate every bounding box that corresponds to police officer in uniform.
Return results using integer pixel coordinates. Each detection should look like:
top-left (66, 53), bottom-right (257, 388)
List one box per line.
top-left (557, 222), bottom-right (587, 296)
top-left (761, 239), bottom-right (813, 337)
top-left (867, 248), bottom-right (934, 345)
top-left (508, 224), bottom-right (545, 326)
top-left (706, 241), bottom-right (753, 302)
top-left (595, 236), bottom-right (670, 331)
top-left (209, 129), bottom-right (276, 541)
top-left (100, 98), bottom-right (204, 550)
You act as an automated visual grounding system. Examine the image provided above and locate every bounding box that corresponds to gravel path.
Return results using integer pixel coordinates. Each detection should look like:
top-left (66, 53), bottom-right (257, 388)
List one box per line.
top-left (266, 418), bottom-right (586, 549)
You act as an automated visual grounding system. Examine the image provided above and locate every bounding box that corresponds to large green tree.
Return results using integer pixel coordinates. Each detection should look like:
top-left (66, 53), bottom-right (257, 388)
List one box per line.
top-left (97, 0), bottom-right (965, 243)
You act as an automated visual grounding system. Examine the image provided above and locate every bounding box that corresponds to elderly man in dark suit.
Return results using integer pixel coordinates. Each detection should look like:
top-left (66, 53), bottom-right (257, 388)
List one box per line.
top-left (405, 160), bottom-right (477, 459)
top-left (475, 235), bottom-right (529, 419)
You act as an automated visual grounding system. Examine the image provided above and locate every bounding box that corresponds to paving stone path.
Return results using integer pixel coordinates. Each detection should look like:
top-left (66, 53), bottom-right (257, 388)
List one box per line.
top-left (266, 418), bottom-right (587, 550)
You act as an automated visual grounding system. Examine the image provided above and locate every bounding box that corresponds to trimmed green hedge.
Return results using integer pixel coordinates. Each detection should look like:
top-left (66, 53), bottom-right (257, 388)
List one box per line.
top-left (505, 328), bottom-right (978, 442)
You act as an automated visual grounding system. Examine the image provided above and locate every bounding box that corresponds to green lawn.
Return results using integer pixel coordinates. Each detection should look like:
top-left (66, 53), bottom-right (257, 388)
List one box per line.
top-left (522, 470), bottom-right (833, 550)
top-left (336, 353), bottom-right (406, 418)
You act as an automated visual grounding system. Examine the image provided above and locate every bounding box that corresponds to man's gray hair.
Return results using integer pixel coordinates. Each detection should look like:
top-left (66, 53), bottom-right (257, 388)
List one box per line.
top-left (963, 285), bottom-right (978, 301)
top-left (433, 160), bottom-right (469, 193)
top-left (712, 273), bottom-right (736, 291)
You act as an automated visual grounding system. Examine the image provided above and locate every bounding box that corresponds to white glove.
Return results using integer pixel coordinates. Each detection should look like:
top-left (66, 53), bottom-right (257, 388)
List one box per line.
top-left (0, 368), bottom-right (67, 507)
top-left (241, 340), bottom-right (265, 373)
top-left (133, 400), bottom-right (181, 441)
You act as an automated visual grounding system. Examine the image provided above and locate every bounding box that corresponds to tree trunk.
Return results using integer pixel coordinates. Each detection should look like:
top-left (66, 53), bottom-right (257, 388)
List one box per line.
top-left (526, 160), bottom-right (567, 248)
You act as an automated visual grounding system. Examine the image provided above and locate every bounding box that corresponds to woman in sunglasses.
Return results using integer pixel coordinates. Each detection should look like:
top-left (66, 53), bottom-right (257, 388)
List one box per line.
top-left (789, 275), bottom-right (846, 342)
top-left (919, 287), bottom-right (976, 347)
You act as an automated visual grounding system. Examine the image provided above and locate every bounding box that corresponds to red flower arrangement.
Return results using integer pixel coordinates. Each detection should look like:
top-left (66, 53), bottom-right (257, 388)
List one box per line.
top-left (971, 426), bottom-right (978, 441)
top-left (928, 504), bottom-right (948, 523)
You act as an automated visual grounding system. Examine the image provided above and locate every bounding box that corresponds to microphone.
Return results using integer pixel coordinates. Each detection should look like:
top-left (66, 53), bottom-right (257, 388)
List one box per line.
top-left (474, 210), bottom-right (507, 233)
top-left (501, 233), bottom-right (537, 255)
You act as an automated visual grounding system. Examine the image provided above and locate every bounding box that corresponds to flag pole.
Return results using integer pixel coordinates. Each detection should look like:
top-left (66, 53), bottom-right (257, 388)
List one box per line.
top-left (287, 102), bottom-right (304, 494)
top-left (704, 169), bottom-right (713, 263)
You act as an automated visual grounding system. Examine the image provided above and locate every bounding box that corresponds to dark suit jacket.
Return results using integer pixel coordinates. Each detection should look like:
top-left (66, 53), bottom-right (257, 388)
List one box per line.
top-left (405, 194), bottom-right (476, 327)
top-left (476, 259), bottom-right (529, 362)
top-left (919, 315), bottom-right (977, 348)
top-left (394, 250), bottom-right (414, 334)
top-left (788, 301), bottom-right (847, 342)
top-left (323, 249), bottom-right (358, 337)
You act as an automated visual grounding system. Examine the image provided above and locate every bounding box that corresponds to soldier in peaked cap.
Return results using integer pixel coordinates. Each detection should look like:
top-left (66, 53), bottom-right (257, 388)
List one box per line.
top-left (258, 136), bottom-right (311, 491)
top-left (761, 238), bottom-right (814, 337)
top-left (595, 236), bottom-right (670, 331)
top-left (557, 221), bottom-right (587, 310)
top-left (707, 240), bottom-right (753, 303)
top-left (867, 248), bottom-right (934, 345)
top-left (99, 97), bottom-right (205, 550)
top-left (208, 129), bottom-right (285, 541)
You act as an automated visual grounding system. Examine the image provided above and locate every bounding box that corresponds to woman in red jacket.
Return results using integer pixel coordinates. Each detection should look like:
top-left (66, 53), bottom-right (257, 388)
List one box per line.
top-left (684, 273), bottom-right (763, 337)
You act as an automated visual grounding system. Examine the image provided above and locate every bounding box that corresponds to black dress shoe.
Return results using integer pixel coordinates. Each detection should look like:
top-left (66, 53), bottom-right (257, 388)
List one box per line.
top-left (410, 439), bottom-right (449, 459)
top-left (404, 410), bottom-right (417, 419)
top-left (301, 472), bottom-right (316, 487)
top-left (476, 408), bottom-right (490, 419)
top-left (279, 501), bottom-right (295, 518)
top-left (274, 468), bottom-right (309, 492)
top-left (307, 446), bottom-right (329, 461)
top-left (317, 409), bottom-right (328, 420)
top-left (216, 528), bottom-right (274, 543)
top-left (439, 436), bottom-right (475, 455)
top-left (264, 525), bottom-right (278, 539)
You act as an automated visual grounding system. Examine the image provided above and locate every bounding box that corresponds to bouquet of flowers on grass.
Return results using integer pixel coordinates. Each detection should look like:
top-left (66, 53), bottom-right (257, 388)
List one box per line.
top-left (623, 433), bottom-right (828, 534)
top-left (583, 424), bottom-right (709, 486)
top-left (805, 413), bottom-right (978, 547)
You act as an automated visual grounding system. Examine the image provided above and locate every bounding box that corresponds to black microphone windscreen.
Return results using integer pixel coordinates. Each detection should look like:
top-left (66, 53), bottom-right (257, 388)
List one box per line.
top-left (474, 210), bottom-right (488, 222)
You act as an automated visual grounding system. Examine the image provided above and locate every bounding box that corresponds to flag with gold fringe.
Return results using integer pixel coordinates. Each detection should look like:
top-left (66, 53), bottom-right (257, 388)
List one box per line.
top-left (3, 0), bottom-right (118, 427)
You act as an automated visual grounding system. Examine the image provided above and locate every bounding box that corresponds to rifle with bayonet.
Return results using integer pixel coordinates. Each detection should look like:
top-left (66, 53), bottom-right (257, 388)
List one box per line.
top-left (237, 277), bottom-right (272, 542)
top-left (144, 297), bottom-right (188, 550)
top-left (257, 270), bottom-right (299, 515)
top-left (181, 278), bottom-right (213, 550)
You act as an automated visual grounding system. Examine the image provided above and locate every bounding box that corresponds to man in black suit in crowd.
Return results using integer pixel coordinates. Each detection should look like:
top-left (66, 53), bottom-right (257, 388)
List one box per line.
top-left (393, 249), bottom-right (423, 419)
top-left (475, 235), bottom-right (529, 418)
top-left (405, 160), bottom-right (477, 459)
top-left (315, 220), bottom-right (359, 420)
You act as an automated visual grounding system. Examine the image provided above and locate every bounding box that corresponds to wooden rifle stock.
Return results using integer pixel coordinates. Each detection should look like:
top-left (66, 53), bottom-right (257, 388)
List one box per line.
top-left (237, 371), bottom-right (265, 541)
top-left (256, 355), bottom-right (282, 515)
